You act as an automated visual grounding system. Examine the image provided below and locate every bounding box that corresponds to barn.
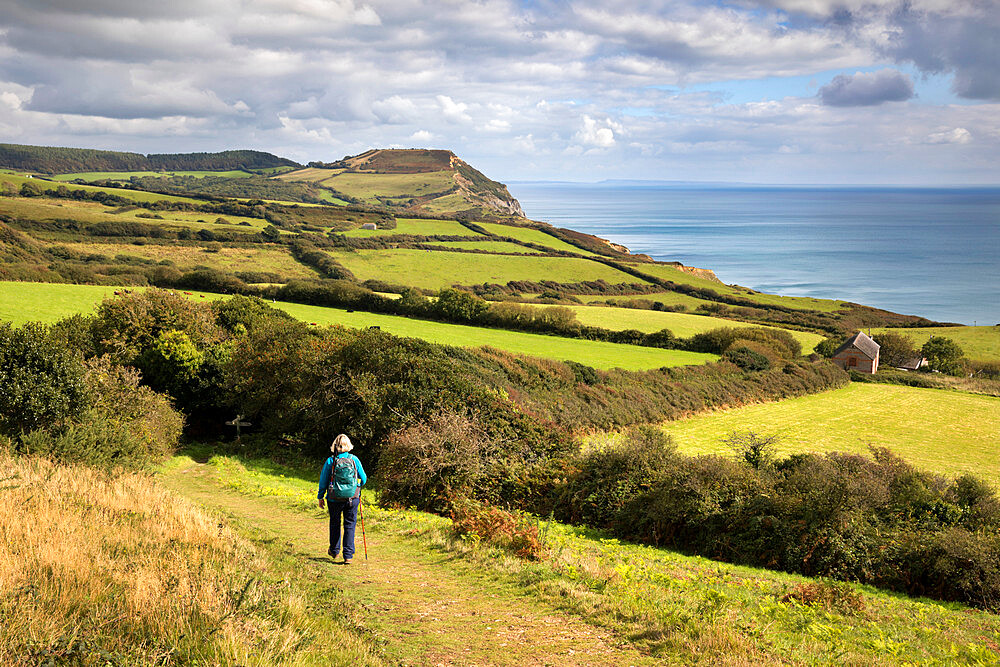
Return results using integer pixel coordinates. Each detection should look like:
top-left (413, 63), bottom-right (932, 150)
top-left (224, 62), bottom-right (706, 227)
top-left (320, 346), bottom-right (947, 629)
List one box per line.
top-left (831, 331), bottom-right (880, 374)
top-left (360, 222), bottom-right (378, 230)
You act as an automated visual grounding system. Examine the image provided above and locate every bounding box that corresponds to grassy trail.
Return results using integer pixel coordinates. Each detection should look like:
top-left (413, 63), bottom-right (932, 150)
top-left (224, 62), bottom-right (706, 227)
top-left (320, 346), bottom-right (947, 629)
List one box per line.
top-left (161, 458), bottom-right (655, 666)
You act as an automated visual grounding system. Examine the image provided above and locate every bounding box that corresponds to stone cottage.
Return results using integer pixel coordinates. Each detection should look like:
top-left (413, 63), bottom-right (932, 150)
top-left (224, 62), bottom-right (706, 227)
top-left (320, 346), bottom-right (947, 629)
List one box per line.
top-left (831, 331), bottom-right (880, 374)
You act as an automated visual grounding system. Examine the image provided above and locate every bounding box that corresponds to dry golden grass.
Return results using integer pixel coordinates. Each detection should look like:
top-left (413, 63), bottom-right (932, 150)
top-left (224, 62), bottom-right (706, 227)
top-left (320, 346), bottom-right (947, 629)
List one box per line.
top-left (0, 453), bottom-right (375, 665)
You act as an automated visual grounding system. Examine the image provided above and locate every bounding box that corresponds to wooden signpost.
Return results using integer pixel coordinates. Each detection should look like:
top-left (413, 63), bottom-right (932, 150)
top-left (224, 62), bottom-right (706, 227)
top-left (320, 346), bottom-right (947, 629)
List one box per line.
top-left (225, 414), bottom-right (252, 440)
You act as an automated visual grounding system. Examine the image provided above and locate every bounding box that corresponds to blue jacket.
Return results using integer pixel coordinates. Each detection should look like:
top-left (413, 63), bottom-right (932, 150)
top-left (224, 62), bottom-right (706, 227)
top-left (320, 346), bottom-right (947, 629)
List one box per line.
top-left (318, 453), bottom-right (367, 500)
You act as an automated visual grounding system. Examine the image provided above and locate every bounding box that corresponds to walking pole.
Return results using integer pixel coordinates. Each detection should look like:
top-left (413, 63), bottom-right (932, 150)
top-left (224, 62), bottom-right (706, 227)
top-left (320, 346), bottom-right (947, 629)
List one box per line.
top-left (359, 491), bottom-right (368, 561)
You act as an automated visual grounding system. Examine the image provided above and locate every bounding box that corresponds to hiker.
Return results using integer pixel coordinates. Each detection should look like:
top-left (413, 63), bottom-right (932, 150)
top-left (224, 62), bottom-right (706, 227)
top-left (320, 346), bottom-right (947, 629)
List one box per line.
top-left (318, 433), bottom-right (367, 564)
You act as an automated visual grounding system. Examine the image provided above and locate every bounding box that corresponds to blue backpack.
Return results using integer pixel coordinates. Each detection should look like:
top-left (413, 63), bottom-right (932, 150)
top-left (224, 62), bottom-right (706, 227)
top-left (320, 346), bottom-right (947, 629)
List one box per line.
top-left (328, 455), bottom-right (359, 500)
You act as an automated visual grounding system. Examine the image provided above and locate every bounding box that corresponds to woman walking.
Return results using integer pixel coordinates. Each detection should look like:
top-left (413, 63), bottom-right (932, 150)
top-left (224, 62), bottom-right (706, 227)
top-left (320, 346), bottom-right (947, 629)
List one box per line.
top-left (318, 434), bottom-right (367, 564)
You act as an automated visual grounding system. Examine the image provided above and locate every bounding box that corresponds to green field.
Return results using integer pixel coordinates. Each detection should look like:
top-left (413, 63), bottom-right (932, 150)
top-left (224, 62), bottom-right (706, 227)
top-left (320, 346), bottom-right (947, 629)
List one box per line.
top-left (571, 291), bottom-right (716, 309)
top-left (477, 222), bottom-right (601, 256)
top-left (546, 303), bottom-right (824, 351)
top-left (876, 326), bottom-right (1000, 363)
top-left (321, 171), bottom-right (455, 203)
top-left (48, 241), bottom-right (316, 278)
top-left (0, 281), bottom-right (715, 370)
top-left (328, 248), bottom-right (650, 290)
top-left (340, 217), bottom-right (479, 237)
top-left (270, 302), bottom-right (716, 370)
top-left (659, 383), bottom-right (1000, 485)
top-left (424, 240), bottom-right (541, 254)
top-left (0, 196), bottom-right (266, 233)
top-left (0, 173), bottom-right (202, 205)
top-left (49, 170), bottom-right (255, 181)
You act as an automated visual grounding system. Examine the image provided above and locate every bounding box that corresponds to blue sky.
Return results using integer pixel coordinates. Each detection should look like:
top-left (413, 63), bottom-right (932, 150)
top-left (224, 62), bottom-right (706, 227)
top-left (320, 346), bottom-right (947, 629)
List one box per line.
top-left (0, 0), bottom-right (997, 185)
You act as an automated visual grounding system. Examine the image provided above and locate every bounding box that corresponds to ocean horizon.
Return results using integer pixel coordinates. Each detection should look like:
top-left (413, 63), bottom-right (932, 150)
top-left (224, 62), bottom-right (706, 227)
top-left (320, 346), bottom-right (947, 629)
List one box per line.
top-left (508, 182), bottom-right (1000, 326)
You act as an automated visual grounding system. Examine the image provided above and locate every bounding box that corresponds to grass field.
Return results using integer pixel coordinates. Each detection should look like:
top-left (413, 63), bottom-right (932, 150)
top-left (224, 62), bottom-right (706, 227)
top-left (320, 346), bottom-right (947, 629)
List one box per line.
top-left (328, 248), bottom-right (651, 290)
top-left (0, 196), bottom-right (266, 233)
top-left (0, 173), bottom-right (202, 205)
top-left (340, 217), bottom-right (479, 237)
top-left (48, 241), bottom-right (316, 278)
top-left (545, 303), bottom-right (824, 351)
top-left (477, 222), bottom-right (602, 256)
top-left (272, 167), bottom-right (343, 182)
top-left (424, 240), bottom-right (542, 254)
top-left (0, 281), bottom-right (714, 370)
top-left (876, 326), bottom-right (1000, 362)
top-left (271, 301), bottom-right (717, 370)
top-left (571, 291), bottom-right (717, 309)
top-left (658, 383), bottom-right (1000, 486)
top-left (49, 170), bottom-right (255, 181)
top-left (321, 171), bottom-right (456, 202)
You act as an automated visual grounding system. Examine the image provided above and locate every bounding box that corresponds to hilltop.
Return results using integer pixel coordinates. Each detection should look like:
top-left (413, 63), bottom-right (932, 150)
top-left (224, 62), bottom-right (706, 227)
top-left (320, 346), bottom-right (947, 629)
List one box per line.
top-left (278, 148), bottom-right (525, 216)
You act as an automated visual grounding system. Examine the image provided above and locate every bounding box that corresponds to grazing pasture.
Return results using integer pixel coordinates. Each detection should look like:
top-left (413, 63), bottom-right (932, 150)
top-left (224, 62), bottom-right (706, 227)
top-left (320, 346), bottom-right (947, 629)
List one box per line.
top-left (571, 291), bottom-right (716, 309)
top-left (0, 172), bottom-right (202, 204)
top-left (328, 248), bottom-right (650, 290)
top-left (0, 281), bottom-right (714, 369)
top-left (423, 240), bottom-right (541, 254)
top-left (320, 170), bottom-right (455, 203)
top-left (543, 303), bottom-right (824, 351)
top-left (269, 301), bottom-right (718, 370)
top-left (0, 196), bottom-right (265, 232)
top-left (340, 217), bottom-right (479, 237)
top-left (49, 170), bottom-right (255, 181)
top-left (477, 222), bottom-right (602, 255)
top-left (875, 325), bottom-right (1000, 362)
top-left (659, 383), bottom-right (1000, 485)
top-left (45, 241), bottom-right (317, 278)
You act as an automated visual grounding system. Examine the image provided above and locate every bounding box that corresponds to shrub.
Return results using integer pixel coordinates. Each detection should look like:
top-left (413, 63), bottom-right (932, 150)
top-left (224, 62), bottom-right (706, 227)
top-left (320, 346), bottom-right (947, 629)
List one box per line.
top-left (872, 331), bottom-right (918, 368)
top-left (0, 322), bottom-right (89, 435)
top-left (92, 288), bottom-right (220, 362)
top-left (723, 430), bottom-right (779, 469)
top-left (781, 581), bottom-right (866, 615)
top-left (687, 327), bottom-right (801, 358)
top-left (556, 426), bottom-right (677, 528)
top-left (450, 496), bottom-right (547, 560)
top-left (378, 412), bottom-right (497, 512)
top-left (723, 345), bottom-right (772, 371)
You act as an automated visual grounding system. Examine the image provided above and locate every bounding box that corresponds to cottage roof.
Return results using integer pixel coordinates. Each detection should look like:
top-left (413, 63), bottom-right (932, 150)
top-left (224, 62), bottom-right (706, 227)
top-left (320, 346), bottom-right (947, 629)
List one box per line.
top-left (897, 356), bottom-right (926, 371)
top-left (833, 331), bottom-right (880, 360)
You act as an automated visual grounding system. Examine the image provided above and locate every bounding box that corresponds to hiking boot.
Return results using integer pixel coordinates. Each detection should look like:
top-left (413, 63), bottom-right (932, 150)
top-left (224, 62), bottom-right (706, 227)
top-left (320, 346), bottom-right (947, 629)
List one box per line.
top-left (328, 548), bottom-right (338, 559)
top-left (343, 558), bottom-right (352, 565)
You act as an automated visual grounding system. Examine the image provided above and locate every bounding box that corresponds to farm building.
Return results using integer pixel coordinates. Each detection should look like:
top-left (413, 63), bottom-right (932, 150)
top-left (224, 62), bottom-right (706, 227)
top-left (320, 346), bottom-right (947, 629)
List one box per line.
top-left (831, 331), bottom-right (880, 374)
top-left (896, 355), bottom-right (928, 371)
top-left (361, 222), bottom-right (378, 230)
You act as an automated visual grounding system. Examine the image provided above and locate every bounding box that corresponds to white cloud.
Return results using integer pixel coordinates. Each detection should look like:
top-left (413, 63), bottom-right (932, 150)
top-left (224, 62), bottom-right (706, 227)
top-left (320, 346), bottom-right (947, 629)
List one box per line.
top-left (409, 129), bottom-right (434, 142)
top-left (575, 115), bottom-right (616, 148)
top-left (436, 95), bottom-right (472, 124)
top-left (925, 127), bottom-right (972, 144)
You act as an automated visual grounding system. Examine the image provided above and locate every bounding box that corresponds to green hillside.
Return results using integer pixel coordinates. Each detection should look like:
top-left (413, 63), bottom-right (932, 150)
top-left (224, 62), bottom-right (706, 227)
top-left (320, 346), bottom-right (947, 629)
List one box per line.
top-left (658, 383), bottom-right (1000, 485)
top-left (0, 143), bottom-right (297, 174)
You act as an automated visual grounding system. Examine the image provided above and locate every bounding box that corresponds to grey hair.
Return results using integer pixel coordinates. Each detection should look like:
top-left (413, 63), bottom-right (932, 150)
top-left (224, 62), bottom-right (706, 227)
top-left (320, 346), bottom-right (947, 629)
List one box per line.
top-left (332, 434), bottom-right (353, 453)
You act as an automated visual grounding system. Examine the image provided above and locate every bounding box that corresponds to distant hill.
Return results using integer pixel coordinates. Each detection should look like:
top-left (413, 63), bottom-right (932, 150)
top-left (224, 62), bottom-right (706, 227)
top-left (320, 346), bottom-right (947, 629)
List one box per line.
top-left (0, 143), bottom-right (299, 174)
top-left (293, 148), bottom-right (525, 217)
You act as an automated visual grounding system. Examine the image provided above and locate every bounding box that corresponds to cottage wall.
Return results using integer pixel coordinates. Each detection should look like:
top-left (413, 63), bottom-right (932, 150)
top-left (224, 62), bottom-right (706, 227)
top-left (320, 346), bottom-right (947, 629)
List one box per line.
top-left (832, 349), bottom-right (878, 374)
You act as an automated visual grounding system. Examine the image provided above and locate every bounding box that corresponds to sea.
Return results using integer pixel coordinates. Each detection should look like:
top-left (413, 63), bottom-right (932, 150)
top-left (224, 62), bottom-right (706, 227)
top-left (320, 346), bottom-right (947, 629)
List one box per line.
top-left (507, 183), bottom-right (1000, 326)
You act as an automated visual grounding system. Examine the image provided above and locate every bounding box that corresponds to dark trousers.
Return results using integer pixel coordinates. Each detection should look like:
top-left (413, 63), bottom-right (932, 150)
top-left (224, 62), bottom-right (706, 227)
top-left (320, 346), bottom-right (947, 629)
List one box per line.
top-left (328, 496), bottom-right (359, 559)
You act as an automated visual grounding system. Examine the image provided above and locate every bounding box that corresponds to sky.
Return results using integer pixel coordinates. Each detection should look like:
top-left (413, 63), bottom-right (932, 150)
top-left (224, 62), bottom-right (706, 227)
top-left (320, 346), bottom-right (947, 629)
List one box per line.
top-left (1, 0), bottom-right (998, 185)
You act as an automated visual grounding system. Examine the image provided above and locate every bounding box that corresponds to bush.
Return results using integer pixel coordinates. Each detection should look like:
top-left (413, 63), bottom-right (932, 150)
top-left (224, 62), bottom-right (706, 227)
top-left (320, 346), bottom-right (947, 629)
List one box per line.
top-left (687, 327), bottom-right (801, 358)
top-left (724, 345), bottom-right (772, 371)
top-left (0, 322), bottom-right (89, 435)
top-left (378, 412), bottom-right (497, 512)
top-left (723, 430), bottom-right (779, 469)
top-left (556, 426), bottom-right (676, 528)
top-left (450, 496), bottom-right (547, 560)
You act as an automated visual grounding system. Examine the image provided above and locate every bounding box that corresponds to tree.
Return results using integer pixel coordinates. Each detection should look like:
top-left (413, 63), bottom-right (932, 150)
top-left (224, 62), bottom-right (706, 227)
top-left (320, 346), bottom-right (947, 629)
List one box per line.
top-left (921, 336), bottom-right (966, 375)
top-left (0, 322), bottom-right (89, 435)
top-left (872, 331), bottom-right (918, 368)
top-left (434, 288), bottom-right (489, 322)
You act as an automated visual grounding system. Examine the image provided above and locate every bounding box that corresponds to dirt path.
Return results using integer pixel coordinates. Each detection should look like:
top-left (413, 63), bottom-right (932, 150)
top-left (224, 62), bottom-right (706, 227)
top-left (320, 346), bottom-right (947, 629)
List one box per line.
top-left (162, 461), bottom-right (656, 667)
